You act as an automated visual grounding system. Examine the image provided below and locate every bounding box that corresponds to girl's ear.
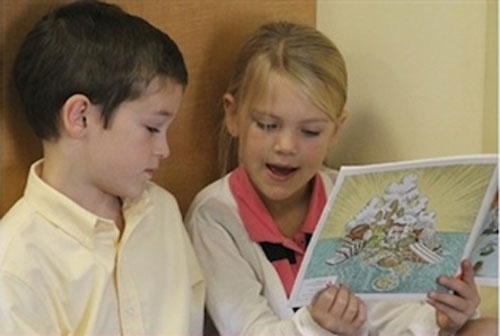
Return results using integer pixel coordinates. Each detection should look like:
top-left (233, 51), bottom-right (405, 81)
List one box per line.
top-left (223, 93), bottom-right (239, 137)
top-left (60, 94), bottom-right (91, 138)
top-left (328, 109), bottom-right (348, 148)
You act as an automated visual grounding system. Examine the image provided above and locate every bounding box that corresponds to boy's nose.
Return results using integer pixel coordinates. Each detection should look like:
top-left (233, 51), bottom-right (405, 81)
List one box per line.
top-left (155, 135), bottom-right (170, 159)
top-left (273, 130), bottom-right (297, 155)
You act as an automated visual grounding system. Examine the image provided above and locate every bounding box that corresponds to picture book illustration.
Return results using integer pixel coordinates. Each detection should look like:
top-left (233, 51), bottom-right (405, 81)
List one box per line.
top-left (469, 191), bottom-right (498, 286)
top-left (290, 155), bottom-right (498, 306)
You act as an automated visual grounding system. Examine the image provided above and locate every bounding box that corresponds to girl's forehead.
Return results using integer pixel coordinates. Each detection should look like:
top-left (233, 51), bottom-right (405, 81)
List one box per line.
top-left (252, 72), bottom-right (309, 103)
top-left (243, 71), bottom-right (307, 107)
top-left (246, 75), bottom-right (331, 122)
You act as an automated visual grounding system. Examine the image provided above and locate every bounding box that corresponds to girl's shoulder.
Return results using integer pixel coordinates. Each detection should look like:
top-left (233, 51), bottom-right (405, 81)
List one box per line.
top-left (318, 165), bottom-right (339, 193)
top-left (185, 173), bottom-right (238, 222)
top-left (190, 174), bottom-right (232, 204)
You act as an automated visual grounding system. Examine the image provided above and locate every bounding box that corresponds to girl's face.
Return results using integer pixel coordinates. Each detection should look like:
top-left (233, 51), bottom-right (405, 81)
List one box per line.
top-left (225, 72), bottom-right (345, 208)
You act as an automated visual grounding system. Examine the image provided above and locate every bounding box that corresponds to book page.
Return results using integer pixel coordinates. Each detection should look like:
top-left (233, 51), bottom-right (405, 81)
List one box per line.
top-left (290, 155), bottom-right (498, 307)
top-left (470, 190), bottom-right (498, 287)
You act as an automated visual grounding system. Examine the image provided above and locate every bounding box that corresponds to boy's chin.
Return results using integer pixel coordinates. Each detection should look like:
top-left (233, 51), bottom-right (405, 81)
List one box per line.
top-left (118, 183), bottom-right (147, 201)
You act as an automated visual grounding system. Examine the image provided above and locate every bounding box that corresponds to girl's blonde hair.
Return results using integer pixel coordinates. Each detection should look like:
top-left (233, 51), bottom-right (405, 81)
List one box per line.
top-left (218, 21), bottom-right (347, 175)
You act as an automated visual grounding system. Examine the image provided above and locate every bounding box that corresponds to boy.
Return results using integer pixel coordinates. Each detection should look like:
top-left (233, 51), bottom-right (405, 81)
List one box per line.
top-left (0, 1), bottom-right (204, 334)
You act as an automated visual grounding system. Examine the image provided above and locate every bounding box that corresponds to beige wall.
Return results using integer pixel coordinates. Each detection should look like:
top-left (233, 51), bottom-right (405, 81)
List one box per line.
top-left (318, 0), bottom-right (498, 167)
top-left (317, 0), bottom-right (498, 318)
top-left (484, 0), bottom-right (498, 153)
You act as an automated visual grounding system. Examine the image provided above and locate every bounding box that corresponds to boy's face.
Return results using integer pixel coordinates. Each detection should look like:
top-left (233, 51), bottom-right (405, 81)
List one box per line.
top-left (85, 77), bottom-right (183, 199)
top-left (226, 72), bottom-right (341, 208)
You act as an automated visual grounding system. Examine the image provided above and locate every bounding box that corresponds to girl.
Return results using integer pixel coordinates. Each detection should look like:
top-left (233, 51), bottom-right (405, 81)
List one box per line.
top-left (186, 21), bottom-right (490, 336)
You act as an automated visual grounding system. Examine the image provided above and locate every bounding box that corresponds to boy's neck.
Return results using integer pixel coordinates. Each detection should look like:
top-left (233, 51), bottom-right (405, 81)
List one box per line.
top-left (40, 148), bottom-right (124, 231)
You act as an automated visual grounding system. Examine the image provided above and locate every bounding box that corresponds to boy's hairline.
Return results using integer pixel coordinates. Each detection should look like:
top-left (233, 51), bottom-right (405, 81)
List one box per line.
top-left (14, 0), bottom-right (188, 141)
top-left (46, 74), bottom-right (186, 140)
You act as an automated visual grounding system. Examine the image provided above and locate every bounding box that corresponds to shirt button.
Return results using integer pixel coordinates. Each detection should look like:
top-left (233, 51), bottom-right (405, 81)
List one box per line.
top-left (127, 307), bottom-right (135, 316)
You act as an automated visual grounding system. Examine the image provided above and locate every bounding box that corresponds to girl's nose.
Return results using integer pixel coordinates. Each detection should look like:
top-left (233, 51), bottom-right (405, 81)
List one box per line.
top-left (273, 130), bottom-right (297, 155)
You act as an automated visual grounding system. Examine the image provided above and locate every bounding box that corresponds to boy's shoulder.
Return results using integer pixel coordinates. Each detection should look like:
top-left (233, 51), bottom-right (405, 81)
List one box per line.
top-left (139, 181), bottom-right (183, 220)
top-left (0, 196), bottom-right (54, 279)
top-left (0, 198), bottom-right (34, 253)
top-left (144, 180), bottom-right (178, 205)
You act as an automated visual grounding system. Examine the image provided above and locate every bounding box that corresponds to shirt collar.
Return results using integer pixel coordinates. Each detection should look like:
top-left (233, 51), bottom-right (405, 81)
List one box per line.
top-left (229, 165), bottom-right (326, 245)
top-left (23, 160), bottom-right (153, 249)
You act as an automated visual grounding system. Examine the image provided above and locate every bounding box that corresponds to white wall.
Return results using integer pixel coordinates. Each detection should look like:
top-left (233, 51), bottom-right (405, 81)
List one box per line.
top-left (317, 0), bottom-right (498, 166)
top-left (317, 0), bottom-right (498, 318)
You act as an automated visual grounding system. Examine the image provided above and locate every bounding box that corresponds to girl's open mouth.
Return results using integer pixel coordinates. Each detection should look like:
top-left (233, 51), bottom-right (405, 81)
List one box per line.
top-left (266, 164), bottom-right (298, 177)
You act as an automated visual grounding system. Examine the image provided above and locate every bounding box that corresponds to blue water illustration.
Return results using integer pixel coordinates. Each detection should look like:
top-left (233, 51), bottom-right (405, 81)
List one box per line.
top-left (305, 232), bottom-right (467, 294)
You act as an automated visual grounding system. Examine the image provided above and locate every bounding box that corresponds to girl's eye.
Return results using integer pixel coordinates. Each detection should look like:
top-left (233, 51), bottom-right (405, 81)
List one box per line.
top-left (302, 129), bottom-right (321, 137)
top-left (146, 126), bottom-right (160, 134)
top-left (256, 120), bottom-right (276, 131)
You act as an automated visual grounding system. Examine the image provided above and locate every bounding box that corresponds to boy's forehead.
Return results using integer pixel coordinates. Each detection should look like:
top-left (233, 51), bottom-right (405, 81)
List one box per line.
top-left (136, 76), bottom-right (183, 99)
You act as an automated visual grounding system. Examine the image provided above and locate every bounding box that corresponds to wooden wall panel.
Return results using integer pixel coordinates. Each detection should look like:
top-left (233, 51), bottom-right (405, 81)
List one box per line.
top-left (1, 0), bottom-right (315, 216)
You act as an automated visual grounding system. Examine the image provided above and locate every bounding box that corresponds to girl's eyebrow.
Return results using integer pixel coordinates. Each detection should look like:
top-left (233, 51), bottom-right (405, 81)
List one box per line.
top-left (250, 108), bottom-right (330, 124)
top-left (250, 108), bottom-right (273, 117)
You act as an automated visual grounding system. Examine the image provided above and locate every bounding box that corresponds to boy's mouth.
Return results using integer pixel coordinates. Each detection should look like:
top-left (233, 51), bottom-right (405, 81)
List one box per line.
top-left (266, 163), bottom-right (298, 177)
top-left (145, 168), bottom-right (156, 178)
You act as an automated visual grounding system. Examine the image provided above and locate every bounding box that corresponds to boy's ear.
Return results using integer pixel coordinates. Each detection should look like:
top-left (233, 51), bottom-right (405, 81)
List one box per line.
top-left (328, 109), bottom-right (348, 148)
top-left (223, 93), bottom-right (239, 137)
top-left (60, 94), bottom-right (91, 138)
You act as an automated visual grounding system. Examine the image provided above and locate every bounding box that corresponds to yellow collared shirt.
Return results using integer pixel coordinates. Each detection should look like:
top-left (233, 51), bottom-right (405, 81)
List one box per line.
top-left (0, 160), bottom-right (205, 335)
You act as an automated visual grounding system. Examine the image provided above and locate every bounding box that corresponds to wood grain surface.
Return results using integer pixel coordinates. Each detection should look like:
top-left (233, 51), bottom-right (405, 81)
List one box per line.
top-left (1, 0), bottom-right (315, 216)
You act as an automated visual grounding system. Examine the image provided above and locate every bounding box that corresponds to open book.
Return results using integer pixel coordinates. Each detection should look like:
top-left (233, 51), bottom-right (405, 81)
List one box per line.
top-left (469, 188), bottom-right (498, 287)
top-left (289, 155), bottom-right (498, 307)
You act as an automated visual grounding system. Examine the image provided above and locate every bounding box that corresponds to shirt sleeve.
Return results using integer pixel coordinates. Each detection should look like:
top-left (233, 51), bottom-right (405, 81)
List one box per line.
top-left (181, 222), bottom-right (206, 336)
top-left (0, 270), bottom-right (60, 335)
top-left (367, 300), bottom-right (440, 336)
top-left (188, 207), bottom-right (342, 336)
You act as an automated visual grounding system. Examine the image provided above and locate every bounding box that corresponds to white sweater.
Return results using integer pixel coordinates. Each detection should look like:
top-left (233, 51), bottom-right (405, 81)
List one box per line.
top-left (186, 169), bottom-right (439, 336)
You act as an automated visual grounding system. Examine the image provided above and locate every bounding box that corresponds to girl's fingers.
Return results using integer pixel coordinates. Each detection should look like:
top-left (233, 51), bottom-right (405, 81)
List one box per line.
top-left (309, 284), bottom-right (367, 335)
top-left (351, 299), bottom-right (366, 329)
top-left (437, 276), bottom-right (478, 302)
top-left (329, 285), bottom-right (349, 317)
top-left (340, 292), bottom-right (359, 323)
top-left (460, 259), bottom-right (477, 287)
top-left (428, 298), bottom-right (467, 329)
top-left (312, 285), bottom-right (338, 312)
top-left (428, 291), bottom-right (469, 313)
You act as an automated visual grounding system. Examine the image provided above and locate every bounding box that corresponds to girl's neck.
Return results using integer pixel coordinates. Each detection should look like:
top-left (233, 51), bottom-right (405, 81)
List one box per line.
top-left (261, 182), bottom-right (313, 238)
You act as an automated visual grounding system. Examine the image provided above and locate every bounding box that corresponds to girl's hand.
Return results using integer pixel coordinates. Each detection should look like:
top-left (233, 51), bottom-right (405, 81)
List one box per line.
top-left (308, 284), bottom-right (366, 336)
top-left (427, 259), bottom-right (480, 335)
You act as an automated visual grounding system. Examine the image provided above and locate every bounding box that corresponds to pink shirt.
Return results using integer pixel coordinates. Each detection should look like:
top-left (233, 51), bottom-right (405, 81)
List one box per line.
top-left (229, 165), bottom-right (326, 296)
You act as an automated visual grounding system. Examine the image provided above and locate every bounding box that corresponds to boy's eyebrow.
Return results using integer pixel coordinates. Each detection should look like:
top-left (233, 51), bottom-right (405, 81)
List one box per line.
top-left (154, 110), bottom-right (174, 117)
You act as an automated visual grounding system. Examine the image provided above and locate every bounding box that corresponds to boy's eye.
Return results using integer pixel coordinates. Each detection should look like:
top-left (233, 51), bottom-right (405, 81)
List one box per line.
top-left (302, 129), bottom-right (321, 137)
top-left (255, 120), bottom-right (276, 131)
top-left (146, 126), bottom-right (160, 134)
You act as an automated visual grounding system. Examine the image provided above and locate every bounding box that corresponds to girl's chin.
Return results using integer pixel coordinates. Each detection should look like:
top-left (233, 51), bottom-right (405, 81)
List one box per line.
top-left (259, 188), bottom-right (296, 204)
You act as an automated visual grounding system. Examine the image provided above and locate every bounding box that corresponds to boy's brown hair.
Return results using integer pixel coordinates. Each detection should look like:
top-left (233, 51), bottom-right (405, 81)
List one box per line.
top-left (14, 0), bottom-right (187, 140)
